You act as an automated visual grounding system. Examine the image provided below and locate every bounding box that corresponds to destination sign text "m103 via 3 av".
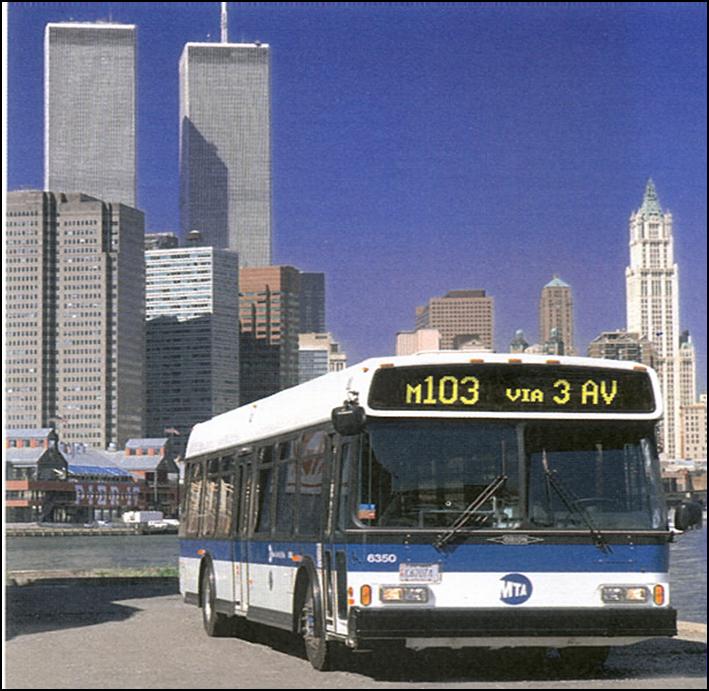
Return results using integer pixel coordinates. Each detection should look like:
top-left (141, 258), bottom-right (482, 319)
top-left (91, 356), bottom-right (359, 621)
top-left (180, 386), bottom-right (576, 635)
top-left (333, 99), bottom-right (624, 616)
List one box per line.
top-left (367, 364), bottom-right (656, 414)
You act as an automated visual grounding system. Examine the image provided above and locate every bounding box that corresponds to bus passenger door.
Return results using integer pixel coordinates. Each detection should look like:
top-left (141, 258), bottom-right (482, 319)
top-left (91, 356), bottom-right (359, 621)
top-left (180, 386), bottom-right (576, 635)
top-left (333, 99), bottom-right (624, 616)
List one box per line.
top-left (325, 436), bottom-right (354, 635)
top-left (236, 458), bottom-right (254, 614)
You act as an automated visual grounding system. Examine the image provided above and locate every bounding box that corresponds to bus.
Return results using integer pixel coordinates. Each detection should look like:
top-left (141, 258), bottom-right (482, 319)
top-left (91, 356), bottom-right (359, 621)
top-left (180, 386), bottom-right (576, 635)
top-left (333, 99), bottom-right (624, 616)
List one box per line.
top-left (179, 352), bottom-right (678, 671)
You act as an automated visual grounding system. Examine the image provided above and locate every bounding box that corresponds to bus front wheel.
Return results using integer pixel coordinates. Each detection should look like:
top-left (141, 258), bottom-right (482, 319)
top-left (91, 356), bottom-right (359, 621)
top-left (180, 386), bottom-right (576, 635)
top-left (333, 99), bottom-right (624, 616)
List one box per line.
top-left (299, 582), bottom-right (332, 670)
top-left (200, 562), bottom-right (233, 637)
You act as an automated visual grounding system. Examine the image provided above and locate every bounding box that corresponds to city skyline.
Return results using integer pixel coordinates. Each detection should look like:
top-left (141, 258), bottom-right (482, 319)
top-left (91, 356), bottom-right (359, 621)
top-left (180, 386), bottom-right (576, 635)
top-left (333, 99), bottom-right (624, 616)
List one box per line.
top-left (6, 3), bottom-right (707, 391)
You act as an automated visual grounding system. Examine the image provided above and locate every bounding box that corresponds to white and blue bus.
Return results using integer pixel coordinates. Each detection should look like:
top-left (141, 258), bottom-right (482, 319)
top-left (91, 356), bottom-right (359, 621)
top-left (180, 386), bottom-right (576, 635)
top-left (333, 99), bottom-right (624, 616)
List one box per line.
top-left (179, 352), bottom-right (678, 670)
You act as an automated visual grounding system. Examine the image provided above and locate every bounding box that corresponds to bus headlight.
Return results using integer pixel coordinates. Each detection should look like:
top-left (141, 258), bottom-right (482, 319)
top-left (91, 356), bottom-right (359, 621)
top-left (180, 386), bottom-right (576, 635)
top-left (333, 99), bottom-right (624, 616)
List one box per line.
top-left (601, 586), bottom-right (649, 603)
top-left (380, 586), bottom-right (429, 603)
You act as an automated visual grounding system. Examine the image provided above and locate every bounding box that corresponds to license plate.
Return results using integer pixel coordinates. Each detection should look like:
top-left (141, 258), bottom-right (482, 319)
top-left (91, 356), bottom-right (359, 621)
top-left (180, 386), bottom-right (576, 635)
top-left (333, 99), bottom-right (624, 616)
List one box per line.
top-left (399, 563), bottom-right (441, 584)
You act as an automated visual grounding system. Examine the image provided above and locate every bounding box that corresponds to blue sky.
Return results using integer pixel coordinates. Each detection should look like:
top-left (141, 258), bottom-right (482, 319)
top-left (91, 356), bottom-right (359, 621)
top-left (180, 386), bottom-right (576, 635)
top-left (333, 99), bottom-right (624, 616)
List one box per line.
top-left (6, 2), bottom-right (707, 391)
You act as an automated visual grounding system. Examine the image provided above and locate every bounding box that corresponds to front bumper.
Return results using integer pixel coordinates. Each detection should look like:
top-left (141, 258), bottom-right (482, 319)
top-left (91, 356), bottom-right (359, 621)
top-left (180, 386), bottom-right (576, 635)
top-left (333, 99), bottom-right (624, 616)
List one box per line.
top-left (347, 607), bottom-right (677, 645)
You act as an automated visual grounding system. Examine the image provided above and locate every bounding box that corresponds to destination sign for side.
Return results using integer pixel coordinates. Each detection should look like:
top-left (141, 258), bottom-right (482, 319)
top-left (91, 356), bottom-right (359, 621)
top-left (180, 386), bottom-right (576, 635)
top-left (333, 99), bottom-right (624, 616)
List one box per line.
top-left (368, 364), bottom-right (656, 414)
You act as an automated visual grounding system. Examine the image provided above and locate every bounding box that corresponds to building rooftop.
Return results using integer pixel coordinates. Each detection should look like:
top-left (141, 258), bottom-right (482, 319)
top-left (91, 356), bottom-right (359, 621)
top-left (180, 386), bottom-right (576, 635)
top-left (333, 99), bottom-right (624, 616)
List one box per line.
top-left (125, 438), bottom-right (168, 449)
top-left (639, 178), bottom-right (663, 216)
top-left (544, 275), bottom-right (570, 288)
top-left (6, 428), bottom-right (54, 440)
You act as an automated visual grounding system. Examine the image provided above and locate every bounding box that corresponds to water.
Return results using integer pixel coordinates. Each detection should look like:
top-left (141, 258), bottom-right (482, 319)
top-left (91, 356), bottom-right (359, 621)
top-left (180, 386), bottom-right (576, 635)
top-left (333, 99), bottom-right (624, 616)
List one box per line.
top-left (5, 535), bottom-right (179, 572)
top-left (668, 523), bottom-right (707, 624)
top-left (6, 526), bottom-right (706, 623)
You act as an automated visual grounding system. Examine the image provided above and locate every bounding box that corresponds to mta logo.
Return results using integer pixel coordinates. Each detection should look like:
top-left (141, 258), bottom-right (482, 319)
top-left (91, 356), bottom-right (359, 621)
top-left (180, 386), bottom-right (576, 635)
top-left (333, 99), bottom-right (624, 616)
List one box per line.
top-left (500, 573), bottom-right (533, 605)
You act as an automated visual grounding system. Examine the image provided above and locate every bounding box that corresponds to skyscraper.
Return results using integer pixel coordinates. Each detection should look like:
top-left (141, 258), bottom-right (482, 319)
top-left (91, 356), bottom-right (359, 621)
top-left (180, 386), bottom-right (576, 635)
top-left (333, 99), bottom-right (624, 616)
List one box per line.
top-left (179, 40), bottom-right (271, 265)
top-left (626, 179), bottom-right (681, 458)
top-left (539, 276), bottom-right (575, 355)
top-left (299, 272), bottom-right (326, 333)
top-left (587, 330), bottom-right (655, 368)
top-left (415, 290), bottom-right (494, 351)
top-left (6, 191), bottom-right (145, 448)
top-left (145, 245), bottom-right (240, 448)
top-left (678, 331), bottom-right (697, 407)
top-left (239, 266), bottom-right (300, 403)
top-left (44, 22), bottom-right (136, 206)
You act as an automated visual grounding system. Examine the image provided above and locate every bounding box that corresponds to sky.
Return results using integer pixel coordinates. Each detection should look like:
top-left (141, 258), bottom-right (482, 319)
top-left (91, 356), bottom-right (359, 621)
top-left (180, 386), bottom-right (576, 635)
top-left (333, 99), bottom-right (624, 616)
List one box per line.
top-left (5, 2), bottom-right (707, 391)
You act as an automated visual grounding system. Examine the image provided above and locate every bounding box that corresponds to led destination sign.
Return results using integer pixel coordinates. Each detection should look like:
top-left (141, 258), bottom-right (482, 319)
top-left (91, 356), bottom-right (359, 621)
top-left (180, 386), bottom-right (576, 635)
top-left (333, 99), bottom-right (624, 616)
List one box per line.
top-left (368, 364), bottom-right (656, 414)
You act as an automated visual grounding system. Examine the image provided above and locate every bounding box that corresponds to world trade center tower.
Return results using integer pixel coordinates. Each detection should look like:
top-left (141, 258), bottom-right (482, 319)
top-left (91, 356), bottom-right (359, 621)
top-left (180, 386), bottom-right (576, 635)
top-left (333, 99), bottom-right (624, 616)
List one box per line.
top-left (179, 41), bottom-right (272, 266)
top-left (44, 23), bottom-right (136, 207)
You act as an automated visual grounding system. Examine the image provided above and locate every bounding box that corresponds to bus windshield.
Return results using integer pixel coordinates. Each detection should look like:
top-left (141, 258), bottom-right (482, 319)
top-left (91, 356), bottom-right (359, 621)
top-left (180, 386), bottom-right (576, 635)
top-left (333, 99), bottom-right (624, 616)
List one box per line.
top-left (358, 420), bottom-right (666, 531)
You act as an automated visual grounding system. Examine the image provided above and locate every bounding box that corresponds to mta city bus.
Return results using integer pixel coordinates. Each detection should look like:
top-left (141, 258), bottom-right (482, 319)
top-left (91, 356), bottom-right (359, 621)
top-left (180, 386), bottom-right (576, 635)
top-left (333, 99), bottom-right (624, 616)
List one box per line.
top-left (179, 352), bottom-right (676, 670)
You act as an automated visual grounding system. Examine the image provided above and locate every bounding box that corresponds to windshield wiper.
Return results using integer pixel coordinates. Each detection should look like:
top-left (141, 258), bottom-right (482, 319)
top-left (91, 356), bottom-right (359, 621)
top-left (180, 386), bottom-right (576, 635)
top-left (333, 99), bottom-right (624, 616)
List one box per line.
top-left (541, 451), bottom-right (612, 554)
top-left (435, 475), bottom-right (507, 550)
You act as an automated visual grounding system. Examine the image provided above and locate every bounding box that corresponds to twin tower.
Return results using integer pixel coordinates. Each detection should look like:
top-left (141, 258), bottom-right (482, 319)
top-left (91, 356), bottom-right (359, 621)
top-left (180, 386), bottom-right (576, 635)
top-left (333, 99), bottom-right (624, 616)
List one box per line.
top-left (44, 21), bottom-right (271, 267)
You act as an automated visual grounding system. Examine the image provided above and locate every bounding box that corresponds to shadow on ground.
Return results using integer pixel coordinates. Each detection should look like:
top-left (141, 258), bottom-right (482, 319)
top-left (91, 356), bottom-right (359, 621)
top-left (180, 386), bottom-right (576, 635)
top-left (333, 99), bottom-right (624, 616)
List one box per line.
top-left (5, 578), bottom-right (178, 641)
top-left (231, 620), bottom-right (708, 683)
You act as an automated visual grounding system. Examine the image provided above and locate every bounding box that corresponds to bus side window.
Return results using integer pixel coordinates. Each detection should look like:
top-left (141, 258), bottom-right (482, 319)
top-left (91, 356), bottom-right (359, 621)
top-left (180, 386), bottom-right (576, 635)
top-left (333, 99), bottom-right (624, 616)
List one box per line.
top-left (299, 430), bottom-right (327, 537)
top-left (239, 462), bottom-right (253, 536)
top-left (215, 455), bottom-right (236, 538)
top-left (201, 458), bottom-right (221, 537)
top-left (275, 439), bottom-right (297, 535)
top-left (337, 442), bottom-right (353, 532)
top-left (184, 461), bottom-right (204, 537)
top-left (255, 446), bottom-right (275, 534)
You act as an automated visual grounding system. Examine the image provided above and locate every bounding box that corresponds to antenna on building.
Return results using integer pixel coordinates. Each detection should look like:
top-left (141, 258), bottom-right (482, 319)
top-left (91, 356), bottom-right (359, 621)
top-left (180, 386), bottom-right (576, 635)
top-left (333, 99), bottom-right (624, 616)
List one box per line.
top-left (221, 2), bottom-right (229, 43)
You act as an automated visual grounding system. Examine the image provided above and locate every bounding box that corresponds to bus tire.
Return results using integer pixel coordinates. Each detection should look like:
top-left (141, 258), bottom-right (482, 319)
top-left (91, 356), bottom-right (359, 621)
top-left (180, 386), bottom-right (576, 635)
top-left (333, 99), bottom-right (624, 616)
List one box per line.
top-left (200, 561), bottom-right (233, 637)
top-left (299, 580), bottom-right (332, 670)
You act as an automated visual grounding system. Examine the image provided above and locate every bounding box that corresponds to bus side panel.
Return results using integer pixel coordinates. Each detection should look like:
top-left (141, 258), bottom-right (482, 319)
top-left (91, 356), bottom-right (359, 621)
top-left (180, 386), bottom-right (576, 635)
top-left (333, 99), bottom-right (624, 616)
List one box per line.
top-left (209, 540), bottom-right (234, 603)
top-left (179, 553), bottom-right (201, 601)
top-left (247, 541), bottom-right (300, 616)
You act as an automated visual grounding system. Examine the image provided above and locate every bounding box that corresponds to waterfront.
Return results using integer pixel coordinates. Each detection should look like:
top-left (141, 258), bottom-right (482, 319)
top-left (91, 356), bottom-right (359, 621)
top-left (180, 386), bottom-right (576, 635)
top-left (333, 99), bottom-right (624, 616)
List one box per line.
top-left (6, 534), bottom-right (179, 572)
top-left (6, 525), bottom-right (706, 623)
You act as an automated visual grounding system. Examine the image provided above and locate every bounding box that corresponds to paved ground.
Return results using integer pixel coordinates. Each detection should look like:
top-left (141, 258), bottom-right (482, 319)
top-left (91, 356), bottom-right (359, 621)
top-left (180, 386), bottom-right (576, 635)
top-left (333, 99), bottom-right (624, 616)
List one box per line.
top-left (4, 579), bottom-right (707, 689)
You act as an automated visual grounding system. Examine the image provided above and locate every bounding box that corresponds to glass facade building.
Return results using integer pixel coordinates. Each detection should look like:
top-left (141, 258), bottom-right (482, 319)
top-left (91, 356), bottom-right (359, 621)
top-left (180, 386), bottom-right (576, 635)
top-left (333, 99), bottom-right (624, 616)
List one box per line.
top-left (179, 42), bottom-right (271, 266)
top-left (145, 247), bottom-right (240, 448)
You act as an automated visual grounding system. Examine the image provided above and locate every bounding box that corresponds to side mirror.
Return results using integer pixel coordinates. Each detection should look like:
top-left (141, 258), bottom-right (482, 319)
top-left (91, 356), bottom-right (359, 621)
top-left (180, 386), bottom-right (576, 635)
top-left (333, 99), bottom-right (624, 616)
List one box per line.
top-left (331, 405), bottom-right (365, 436)
top-left (673, 501), bottom-right (703, 532)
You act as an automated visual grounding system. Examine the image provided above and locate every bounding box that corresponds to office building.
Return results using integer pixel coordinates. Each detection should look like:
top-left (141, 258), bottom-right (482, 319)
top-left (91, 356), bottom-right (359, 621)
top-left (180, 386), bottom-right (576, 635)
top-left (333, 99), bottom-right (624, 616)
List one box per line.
top-left (539, 275), bottom-right (575, 355)
top-left (396, 328), bottom-right (441, 356)
top-left (239, 266), bottom-right (300, 403)
top-left (145, 246), bottom-right (240, 448)
top-left (298, 333), bottom-right (348, 383)
top-left (678, 331), bottom-right (697, 407)
top-left (44, 22), bottom-right (136, 206)
top-left (144, 233), bottom-right (179, 251)
top-left (680, 401), bottom-right (707, 461)
top-left (587, 330), bottom-right (655, 367)
top-left (415, 290), bottom-right (494, 351)
top-left (625, 180), bottom-right (682, 458)
top-left (509, 330), bottom-right (530, 354)
top-left (6, 190), bottom-right (145, 448)
top-left (299, 272), bottom-right (326, 333)
top-left (179, 40), bottom-right (271, 265)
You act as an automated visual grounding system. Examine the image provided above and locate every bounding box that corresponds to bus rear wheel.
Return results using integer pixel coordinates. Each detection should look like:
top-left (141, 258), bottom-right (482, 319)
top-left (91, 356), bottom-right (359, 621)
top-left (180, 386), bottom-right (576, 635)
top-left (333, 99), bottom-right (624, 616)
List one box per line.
top-left (299, 583), bottom-right (332, 670)
top-left (201, 562), bottom-right (233, 637)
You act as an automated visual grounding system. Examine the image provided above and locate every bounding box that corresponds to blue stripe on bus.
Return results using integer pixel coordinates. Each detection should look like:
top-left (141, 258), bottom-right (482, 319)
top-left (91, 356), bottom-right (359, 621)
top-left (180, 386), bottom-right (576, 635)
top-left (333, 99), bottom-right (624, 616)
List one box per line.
top-left (180, 539), bottom-right (668, 574)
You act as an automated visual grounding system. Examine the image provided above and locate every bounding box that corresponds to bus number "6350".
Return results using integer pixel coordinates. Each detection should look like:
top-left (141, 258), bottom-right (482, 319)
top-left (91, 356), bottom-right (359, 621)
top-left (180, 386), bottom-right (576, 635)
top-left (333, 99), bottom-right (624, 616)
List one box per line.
top-left (366, 553), bottom-right (398, 564)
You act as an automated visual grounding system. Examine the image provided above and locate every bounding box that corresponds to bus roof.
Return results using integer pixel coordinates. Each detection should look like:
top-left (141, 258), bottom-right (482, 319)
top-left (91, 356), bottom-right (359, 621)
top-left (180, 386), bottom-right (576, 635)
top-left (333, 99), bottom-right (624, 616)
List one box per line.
top-left (185, 352), bottom-right (662, 459)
